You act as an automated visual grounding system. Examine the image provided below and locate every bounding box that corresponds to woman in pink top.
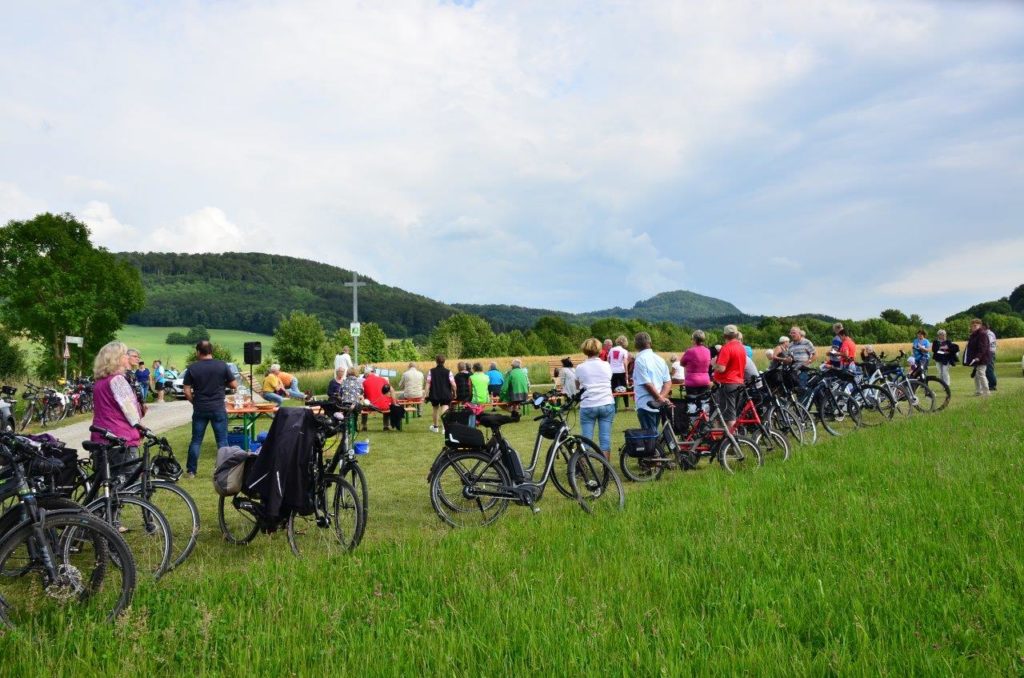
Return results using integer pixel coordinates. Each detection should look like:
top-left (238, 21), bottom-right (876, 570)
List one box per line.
top-left (680, 330), bottom-right (712, 396)
top-left (91, 341), bottom-right (143, 465)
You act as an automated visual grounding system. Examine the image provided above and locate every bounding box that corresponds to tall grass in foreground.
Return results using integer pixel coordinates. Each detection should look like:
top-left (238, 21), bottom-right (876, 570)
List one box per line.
top-left (1, 369), bottom-right (1022, 674)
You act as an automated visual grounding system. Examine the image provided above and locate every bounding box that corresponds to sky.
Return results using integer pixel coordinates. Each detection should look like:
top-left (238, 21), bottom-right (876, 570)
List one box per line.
top-left (1, 0), bottom-right (1023, 323)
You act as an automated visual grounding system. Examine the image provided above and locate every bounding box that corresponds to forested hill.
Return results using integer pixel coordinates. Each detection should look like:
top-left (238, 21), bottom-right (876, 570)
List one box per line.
top-left (117, 252), bottom-right (457, 338)
top-left (117, 252), bottom-right (752, 337)
top-left (454, 290), bottom-right (747, 330)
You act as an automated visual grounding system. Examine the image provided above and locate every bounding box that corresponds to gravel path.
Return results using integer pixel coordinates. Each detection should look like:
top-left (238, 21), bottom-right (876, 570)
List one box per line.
top-left (45, 399), bottom-right (195, 453)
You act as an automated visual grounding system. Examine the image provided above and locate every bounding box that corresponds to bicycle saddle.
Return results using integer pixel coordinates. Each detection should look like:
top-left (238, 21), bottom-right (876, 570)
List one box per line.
top-left (81, 440), bottom-right (113, 454)
top-left (477, 413), bottom-right (515, 429)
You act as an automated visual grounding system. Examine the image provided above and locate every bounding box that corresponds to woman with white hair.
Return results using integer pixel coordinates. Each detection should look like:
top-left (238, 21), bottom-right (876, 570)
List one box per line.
top-left (772, 336), bottom-right (791, 365)
top-left (90, 341), bottom-right (143, 464)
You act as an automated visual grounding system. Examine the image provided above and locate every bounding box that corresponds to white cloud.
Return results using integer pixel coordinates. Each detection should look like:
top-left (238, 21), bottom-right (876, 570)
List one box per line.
top-left (80, 200), bottom-right (135, 247)
top-left (875, 238), bottom-right (1024, 297)
top-left (147, 207), bottom-right (246, 254)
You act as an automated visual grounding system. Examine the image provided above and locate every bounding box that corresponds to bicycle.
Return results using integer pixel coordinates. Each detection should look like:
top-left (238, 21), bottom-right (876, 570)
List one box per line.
top-left (619, 389), bottom-right (763, 482)
top-left (861, 351), bottom-right (935, 416)
top-left (795, 368), bottom-right (862, 436)
top-left (0, 431), bottom-right (135, 627)
top-left (76, 426), bottom-right (174, 579)
top-left (760, 366), bottom-right (817, 446)
top-left (428, 404), bottom-right (625, 528)
top-left (219, 407), bottom-right (365, 556)
top-left (908, 359), bottom-right (951, 412)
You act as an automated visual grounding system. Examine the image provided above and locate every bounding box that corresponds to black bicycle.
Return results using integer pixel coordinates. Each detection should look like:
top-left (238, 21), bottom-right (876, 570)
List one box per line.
top-left (0, 431), bottom-right (135, 627)
top-left (428, 402), bottom-right (625, 528)
top-left (219, 406), bottom-right (365, 556)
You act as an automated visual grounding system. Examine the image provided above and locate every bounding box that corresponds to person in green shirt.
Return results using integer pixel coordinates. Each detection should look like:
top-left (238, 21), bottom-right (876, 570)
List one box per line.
top-left (469, 362), bottom-right (491, 405)
top-left (499, 359), bottom-right (531, 414)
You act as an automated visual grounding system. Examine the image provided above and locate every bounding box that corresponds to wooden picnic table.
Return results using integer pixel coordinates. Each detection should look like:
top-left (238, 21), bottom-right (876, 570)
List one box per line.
top-left (225, 401), bottom-right (278, 449)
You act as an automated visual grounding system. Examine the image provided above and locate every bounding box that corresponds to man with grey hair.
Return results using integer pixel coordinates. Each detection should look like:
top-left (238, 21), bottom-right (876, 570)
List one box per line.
top-left (931, 329), bottom-right (959, 386)
top-left (713, 324), bottom-right (746, 430)
top-left (398, 361), bottom-right (425, 415)
top-left (786, 325), bottom-right (816, 388)
top-left (631, 332), bottom-right (671, 431)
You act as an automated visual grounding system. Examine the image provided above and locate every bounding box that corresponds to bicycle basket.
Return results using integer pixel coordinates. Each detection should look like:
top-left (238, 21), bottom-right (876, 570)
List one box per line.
top-left (538, 417), bottom-right (562, 440)
top-left (444, 423), bottom-right (485, 450)
top-left (623, 429), bottom-right (659, 458)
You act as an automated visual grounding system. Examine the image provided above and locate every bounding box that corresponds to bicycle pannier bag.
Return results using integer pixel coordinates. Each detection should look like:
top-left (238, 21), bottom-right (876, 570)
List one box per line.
top-left (623, 429), bottom-right (659, 458)
top-left (444, 422), bottom-right (485, 449)
top-left (213, 446), bottom-right (251, 497)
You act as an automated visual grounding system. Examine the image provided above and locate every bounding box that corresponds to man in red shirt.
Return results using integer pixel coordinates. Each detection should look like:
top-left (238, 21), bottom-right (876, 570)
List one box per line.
top-left (361, 369), bottom-right (396, 431)
top-left (712, 324), bottom-right (746, 430)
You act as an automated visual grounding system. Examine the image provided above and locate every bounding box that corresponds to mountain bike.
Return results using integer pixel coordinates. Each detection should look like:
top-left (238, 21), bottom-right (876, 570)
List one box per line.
top-left (760, 367), bottom-right (817, 446)
top-left (861, 351), bottom-right (936, 416)
top-left (795, 368), bottom-right (862, 436)
top-left (0, 431), bottom-right (135, 627)
top-left (428, 407), bottom-right (624, 528)
top-left (908, 359), bottom-right (951, 412)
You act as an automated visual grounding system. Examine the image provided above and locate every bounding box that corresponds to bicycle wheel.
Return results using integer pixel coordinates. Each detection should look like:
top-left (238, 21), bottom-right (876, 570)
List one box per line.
top-left (0, 512), bottom-right (135, 627)
top-left (339, 460), bottom-right (369, 543)
top-left (852, 384), bottom-right (895, 427)
top-left (127, 481), bottom-right (200, 569)
top-left (788, 401), bottom-right (817, 445)
top-left (767, 405), bottom-right (804, 447)
top-left (0, 497), bottom-right (83, 576)
top-left (287, 476), bottom-right (363, 557)
top-left (549, 435), bottom-right (602, 499)
top-left (430, 451), bottom-right (511, 528)
top-left (718, 435), bottom-right (762, 474)
top-left (86, 496), bottom-right (172, 580)
top-left (924, 376), bottom-right (951, 412)
top-left (218, 495), bottom-right (260, 545)
top-left (18, 405), bottom-right (33, 432)
top-left (568, 448), bottom-right (625, 515)
top-left (618, 440), bottom-right (666, 482)
top-left (816, 390), bottom-right (860, 437)
top-left (880, 380), bottom-right (914, 417)
top-left (753, 429), bottom-right (790, 462)
top-left (910, 379), bottom-right (937, 414)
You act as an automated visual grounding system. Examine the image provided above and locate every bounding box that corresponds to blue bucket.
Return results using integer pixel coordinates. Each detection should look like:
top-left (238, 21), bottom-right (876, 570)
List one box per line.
top-left (353, 441), bottom-right (370, 456)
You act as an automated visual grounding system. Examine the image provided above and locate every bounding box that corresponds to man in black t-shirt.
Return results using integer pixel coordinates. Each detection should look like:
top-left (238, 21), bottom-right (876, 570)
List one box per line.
top-left (183, 340), bottom-right (237, 477)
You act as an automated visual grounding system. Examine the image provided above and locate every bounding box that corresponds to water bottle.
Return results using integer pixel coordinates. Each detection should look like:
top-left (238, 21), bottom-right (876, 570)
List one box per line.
top-left (233, 390), bottom-right (243, 409)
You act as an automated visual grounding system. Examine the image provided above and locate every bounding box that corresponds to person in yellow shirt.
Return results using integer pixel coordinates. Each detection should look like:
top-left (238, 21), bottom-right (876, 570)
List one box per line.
top-left (261, 369), bottom-right (284, 405)
top-left (276, 368), bottom-right (306, 399)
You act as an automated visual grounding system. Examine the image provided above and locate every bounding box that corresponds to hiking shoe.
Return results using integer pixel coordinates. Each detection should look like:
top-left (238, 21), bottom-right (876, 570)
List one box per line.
top-left (185, 471), bottom-right (196, 479)
top-left (429, 425), bottom-right (439, 433)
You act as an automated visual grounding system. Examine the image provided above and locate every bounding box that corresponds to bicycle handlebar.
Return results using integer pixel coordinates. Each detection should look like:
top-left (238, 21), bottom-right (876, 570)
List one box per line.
top-left (88, 425), bottom-right (126, 445)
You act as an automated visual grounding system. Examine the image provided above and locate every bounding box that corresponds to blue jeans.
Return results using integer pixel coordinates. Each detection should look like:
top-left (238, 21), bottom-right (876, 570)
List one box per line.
top-left (263, 392), bottom-right (284, 405)
top-left (187, 409), bottom-right (228, 474)
top-left (285, 378), bottom-right (303, 399)
top-left (579, 403), bottom-right (616, 453)
top-left (636, 406), bottom-right (660, 432)
top-left (139, 384), bottom-right (149, 402)
top-left (986, 357), bottom-right (997, 390)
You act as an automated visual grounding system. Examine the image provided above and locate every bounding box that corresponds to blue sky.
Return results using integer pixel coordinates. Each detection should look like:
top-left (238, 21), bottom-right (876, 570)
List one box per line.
top-left (1, 1), bottom-right (1022, 322)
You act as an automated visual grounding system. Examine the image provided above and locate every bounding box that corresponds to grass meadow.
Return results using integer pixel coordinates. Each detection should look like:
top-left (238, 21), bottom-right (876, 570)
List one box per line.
top-left (1, 364), bottom-right (1022, 674)
top-left (114, 325), bottom-right (274, 368)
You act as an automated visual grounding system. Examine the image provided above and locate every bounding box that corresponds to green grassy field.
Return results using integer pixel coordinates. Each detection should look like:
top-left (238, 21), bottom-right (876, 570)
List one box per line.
top-left (1, 365), bottom-right (1022, 674)
top-left (114, 325), bottom-right (274, 368)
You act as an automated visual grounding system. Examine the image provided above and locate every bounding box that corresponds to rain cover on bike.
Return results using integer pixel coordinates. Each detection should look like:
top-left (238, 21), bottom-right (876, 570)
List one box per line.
top-left (243, 407), bottom-right (315, 520)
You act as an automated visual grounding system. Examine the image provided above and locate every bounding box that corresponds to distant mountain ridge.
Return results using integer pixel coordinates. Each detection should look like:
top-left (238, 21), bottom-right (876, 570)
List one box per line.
top-left (117, 252), bottom-right (752, 336)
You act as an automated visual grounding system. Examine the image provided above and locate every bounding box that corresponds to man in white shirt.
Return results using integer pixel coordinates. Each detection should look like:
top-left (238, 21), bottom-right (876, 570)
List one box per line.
top-left (398, 362), bottom-right (425, 415)
top-left (631, 332), bottom-right (671, 431)
top-left (334, 346), bottom-right (353, 375)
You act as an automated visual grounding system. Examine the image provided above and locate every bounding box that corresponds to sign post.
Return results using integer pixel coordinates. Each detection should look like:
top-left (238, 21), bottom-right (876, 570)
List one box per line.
top-left (343, 273), bottom-right (367, 365)
top-left (63, 336), bottom-right (83, 382)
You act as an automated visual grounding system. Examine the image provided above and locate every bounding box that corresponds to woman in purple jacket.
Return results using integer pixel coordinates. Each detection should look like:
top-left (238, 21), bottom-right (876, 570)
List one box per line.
top-left (91, 341), bottom-right (143, 464)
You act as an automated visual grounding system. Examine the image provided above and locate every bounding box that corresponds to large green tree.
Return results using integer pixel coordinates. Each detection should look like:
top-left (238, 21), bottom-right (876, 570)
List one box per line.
top-left (429, 313), bottom-right (495, 358)
top-left (272, 311), bottom-right (326, 370)
top-left (0, 213), bottom-right (144, 378)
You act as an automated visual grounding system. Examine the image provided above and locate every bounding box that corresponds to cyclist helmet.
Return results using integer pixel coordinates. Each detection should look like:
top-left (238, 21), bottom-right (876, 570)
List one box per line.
top-left (152, 454), bottom-right (183, 481)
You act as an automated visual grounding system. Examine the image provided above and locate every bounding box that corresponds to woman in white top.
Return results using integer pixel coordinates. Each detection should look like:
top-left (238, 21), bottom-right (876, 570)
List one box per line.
top-left (607, 335), bottom-right (630, 409)
top-left (575, 337), bottom-right (616, 458)
top-left (559, 357), bottom-right (578, 398)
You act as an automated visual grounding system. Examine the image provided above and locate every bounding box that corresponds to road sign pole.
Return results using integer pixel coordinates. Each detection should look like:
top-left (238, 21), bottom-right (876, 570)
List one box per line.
top-left (343, 273), bottom-right (367, 366)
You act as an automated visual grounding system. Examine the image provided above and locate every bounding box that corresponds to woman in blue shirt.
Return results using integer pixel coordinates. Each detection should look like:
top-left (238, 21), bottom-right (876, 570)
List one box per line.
top-left (486, 362), bottom-right (504, 399)
top-left (912, 330), bottom-right (931, 373)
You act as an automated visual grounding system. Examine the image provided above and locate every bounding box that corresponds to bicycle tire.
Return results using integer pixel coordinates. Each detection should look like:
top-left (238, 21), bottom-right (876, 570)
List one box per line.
top-left (0, 497), bottom-right (83, 576)
top-left (853, 383), bottom-right (896, 427)
top-left (568, 448), bottom-right (625, 515)
top-left (718, 435), bottom-right (762, 474)
top-left (218, 495), bottom-right (260, 545)
top-left (766, 405), bottom-right (803, 447)
top-left (753, 429), bottom-right (790, 462)
top-left (0, 511), bottom-right (135, 627)
top-left (86, 495), bottom-right (172, 580)
top-left (549, 435), bottom-right (602, 499)
top-left (877, 379), bottom-right (914, 418)
top-left (339, 460), bottom-right (368, 544)
top-left (18, 405), bottom-right (33, 432)
top-left (126, 481), bottom-right (200, 569)
top-left (910, 379), bottom-right (937, 414)
top-left (923, 376), bottom-right (951, 412)
top-left (287, 475), bottom-right (362, 556)
top-left (816, 390), bottom-right (860, 437)
top-left (430, 450), bottom-right (511, 528)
